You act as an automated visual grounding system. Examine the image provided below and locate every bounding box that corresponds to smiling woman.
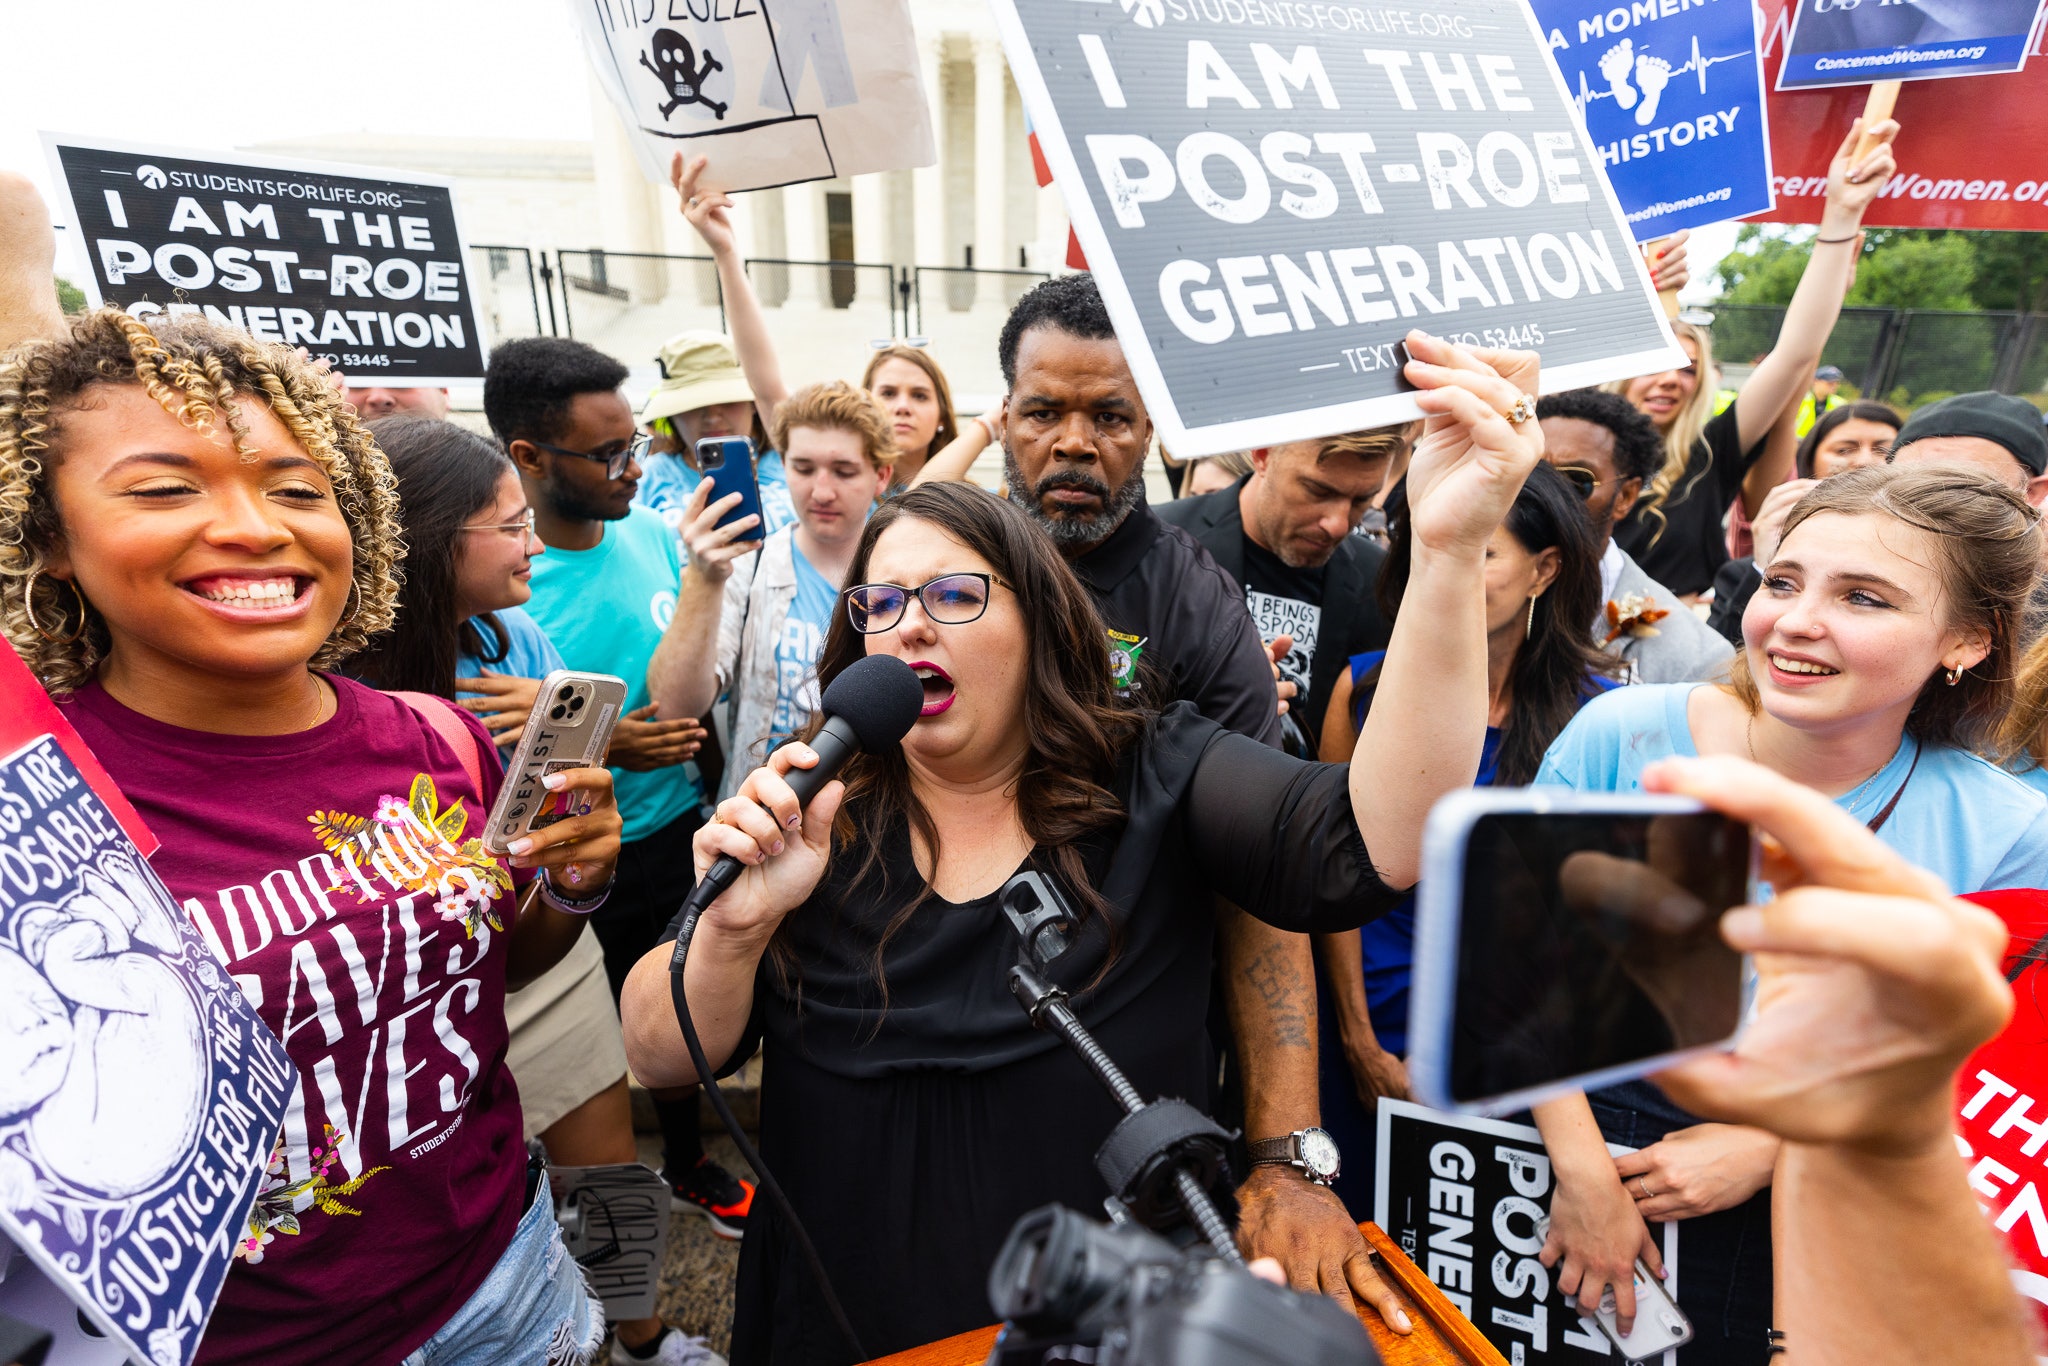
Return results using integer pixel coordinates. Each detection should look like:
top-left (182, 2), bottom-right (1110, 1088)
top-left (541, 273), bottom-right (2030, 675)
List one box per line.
top-left (0, 309), bottom-right (624, 1366)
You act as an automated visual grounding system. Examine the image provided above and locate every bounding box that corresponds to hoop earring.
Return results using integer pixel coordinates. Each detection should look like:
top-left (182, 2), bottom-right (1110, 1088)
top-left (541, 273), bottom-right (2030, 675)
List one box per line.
top-left (22, 568), bottom-right (87, 646)
top-left (1946, 664), bottom-right (1964, 687)
top-left (1526, 593), bottom-right (1538, 637)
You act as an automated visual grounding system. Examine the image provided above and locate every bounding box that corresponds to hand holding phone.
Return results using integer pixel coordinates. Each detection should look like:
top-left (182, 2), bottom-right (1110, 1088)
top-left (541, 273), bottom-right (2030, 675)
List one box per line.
top-left (678, 476), bottom-right (762, 582)
top-left (693, 435), bottom-right (765, 536)
top-left (483, 671), bottom-right (628, 855)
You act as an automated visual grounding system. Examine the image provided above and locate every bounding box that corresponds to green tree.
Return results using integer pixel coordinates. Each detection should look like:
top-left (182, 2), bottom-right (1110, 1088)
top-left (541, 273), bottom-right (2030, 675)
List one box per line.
top-left (54, 276), bottom-right (86, 314)
top-left (1709, 225), bottom-right (1977, 311)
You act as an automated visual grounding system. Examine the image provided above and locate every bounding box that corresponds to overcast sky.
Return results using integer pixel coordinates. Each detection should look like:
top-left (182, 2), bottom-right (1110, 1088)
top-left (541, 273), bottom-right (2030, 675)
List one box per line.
top-left (3, 0), bottom-right (1742, 294)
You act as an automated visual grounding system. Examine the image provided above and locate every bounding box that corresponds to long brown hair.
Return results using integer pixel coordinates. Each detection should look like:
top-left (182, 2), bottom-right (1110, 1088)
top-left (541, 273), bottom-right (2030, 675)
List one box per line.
top-left (1728, 463), bottom-right (2039, 752)
top-left (800, 482), bottom-right (1145, 997)
top-left (2001, 633), bottom-right (2048, 777)
top-left (860, 345), bottom-right (959, 461)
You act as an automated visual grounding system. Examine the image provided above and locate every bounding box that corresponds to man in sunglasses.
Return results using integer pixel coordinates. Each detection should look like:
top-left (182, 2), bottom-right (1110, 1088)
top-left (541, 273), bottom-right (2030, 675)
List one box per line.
top-left (485, 337), bottom-right (759, 1247)
top-left (1537, 388), bottom-right (1732, 684)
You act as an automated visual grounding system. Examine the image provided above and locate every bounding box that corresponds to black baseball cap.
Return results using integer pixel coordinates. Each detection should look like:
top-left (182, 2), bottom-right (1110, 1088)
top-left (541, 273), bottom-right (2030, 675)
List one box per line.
top-left (1893, 391), bottom-right (2048, 478)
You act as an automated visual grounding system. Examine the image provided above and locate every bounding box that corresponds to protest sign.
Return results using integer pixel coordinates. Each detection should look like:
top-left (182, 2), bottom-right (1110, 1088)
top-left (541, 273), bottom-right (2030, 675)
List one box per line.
top-left (1375, 1099), bottom-right (1680, 1366)
top-left (1, 638), bottom-right (156, 857)
top-left (1957, 889), bottom-right (2048, 1341)
top-left (1777, 0), bottom-right (2048, 91)
top-left (988, 0), bottom-right (1682, 456)
top-left (573, 0), bottom-right (935, 194)
top-left (1531, 0), bottom-right (1773, 241)
top-left (554, 1164), bottom-right (673, 1321)
top-left (41, 134), bottom-right (489, 384)
top-left (0, 734), bottom-right (295, 1366)
top-left (1754, 0), bottom-right (2048, 231)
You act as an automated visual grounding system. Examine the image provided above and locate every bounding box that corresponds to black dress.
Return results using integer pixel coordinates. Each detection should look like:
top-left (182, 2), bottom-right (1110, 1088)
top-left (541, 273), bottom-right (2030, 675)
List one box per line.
top-left (666, 704), bottom-right (1401, 1364)
top-left (1614, 406), bottom-right (1764, 600)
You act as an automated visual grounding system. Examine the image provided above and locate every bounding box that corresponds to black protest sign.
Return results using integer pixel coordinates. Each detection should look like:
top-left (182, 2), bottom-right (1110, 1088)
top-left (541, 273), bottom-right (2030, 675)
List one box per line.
top-left (1374, 1100), bottom-right (1681, 1365)
top-left (43, 134), bottom-right (488, 384)
top-left (989, 0), bottom-right (1683, 456)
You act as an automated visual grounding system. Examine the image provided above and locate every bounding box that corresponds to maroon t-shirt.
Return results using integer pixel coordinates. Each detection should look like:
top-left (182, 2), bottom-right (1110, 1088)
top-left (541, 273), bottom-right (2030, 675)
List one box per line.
top-left (63, 677), bottom-right (528, 1366)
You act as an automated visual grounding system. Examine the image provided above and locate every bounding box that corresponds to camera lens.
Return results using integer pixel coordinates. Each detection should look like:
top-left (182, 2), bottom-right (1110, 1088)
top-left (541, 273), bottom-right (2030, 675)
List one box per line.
top-left (557, 685), bottom-right (574, 701)
top-left (550, 705), bottom-right (568, 720)
top-left (570, 696), bottom-right (586, 711)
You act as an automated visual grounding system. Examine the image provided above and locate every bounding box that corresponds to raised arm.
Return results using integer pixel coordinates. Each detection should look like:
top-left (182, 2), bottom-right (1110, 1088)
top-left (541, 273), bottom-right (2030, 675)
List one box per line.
top-left (0, 172), bottom-right (67, 352)
top-left (1353, 335), bottom-right (1541, 888)
top-left (1739, 359), bottom-right (1818, 518)
top-left (1729, 118), bottom-right (1896, 454)
top-left (653, 479), bottom-right (760, 722)
top-left (671, 152), bottom-right (788, 435)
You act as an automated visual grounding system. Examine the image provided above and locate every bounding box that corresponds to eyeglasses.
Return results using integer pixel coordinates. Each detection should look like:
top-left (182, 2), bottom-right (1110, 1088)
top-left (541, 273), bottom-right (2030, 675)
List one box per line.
top-left (460, 507), bottom-right (537, 538)
top-left (844, 573), bottom-right (1004, 633)
top-left (529, 431), bottom-right (651, 480)
top-left (1553, 465), bottom-right (1602, 500)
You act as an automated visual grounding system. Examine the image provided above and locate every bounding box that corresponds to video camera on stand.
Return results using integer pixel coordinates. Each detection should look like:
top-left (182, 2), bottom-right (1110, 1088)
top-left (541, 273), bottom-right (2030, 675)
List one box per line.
top-left (984, 873), bottom-right (1378, 1366)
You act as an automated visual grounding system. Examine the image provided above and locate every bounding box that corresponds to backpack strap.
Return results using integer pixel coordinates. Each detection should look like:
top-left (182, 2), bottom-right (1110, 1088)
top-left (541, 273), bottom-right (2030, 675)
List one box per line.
top-left (391, 690), bottom-right (489, 798)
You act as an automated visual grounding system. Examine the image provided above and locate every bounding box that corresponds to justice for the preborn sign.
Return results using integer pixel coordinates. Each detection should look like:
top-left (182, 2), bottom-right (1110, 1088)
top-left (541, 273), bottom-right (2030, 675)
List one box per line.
top-left (988, 0), bottom-right (1682, 455)
top-left (42, 134), bottom-right (489, 384)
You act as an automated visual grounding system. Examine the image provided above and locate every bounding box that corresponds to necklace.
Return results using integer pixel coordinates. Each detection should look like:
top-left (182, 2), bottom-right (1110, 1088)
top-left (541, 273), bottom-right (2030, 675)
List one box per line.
top-left (1745, 713), bottom-right (1889, 812)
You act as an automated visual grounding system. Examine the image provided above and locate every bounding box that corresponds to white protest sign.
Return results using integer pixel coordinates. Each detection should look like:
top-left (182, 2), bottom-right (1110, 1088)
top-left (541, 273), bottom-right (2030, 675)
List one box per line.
top-left (42, 134), bottom-right (490, 385)
top-left (989, 0), bottom-right (1684, 456)
top-left (553, 1163), bottom-right (672, 1321)
top-left (574, 0), bottom-right (936, 193)
top-left (0, 735), bottom-right (296, 1366)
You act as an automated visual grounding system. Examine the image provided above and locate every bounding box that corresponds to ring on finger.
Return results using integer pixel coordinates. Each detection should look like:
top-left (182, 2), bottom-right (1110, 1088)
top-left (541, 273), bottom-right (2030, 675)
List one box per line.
top-left (1504, 394), bottom-right (1537, 426)
top-left (1635, 1176), bottom-right (1654, 1199)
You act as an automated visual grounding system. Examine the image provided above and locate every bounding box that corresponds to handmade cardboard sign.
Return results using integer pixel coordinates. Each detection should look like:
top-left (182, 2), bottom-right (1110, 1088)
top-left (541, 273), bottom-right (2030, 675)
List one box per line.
top-left (0, 735), bottom-right (295, 1366)
top-left (1531, 0), bottom-right (1775, 240)
top-left (988, 0), bottom-right (1683, 456)
top-left (1376, 1099), bottom-right (1681, 1365)
top-left (42, 134), bottom-right (489, 384)
top-left (552, 1163), bottom-right (672, 1321)
top-left (573, 0), bottom-right (936, 193)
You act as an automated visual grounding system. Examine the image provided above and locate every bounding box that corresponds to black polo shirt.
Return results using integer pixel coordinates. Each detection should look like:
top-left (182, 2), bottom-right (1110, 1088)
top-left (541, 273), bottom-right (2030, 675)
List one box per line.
top-left (1072, 501), bottom-right (1283, 749)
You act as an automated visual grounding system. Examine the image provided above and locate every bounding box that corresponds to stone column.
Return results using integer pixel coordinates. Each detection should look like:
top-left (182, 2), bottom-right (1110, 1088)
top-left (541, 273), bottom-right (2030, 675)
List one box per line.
top-left (782, 180), bottom-right (825, 307)
top-left (913, 33), bottom-right (949, 273)
top-left (851, 172), bottom-right (891, 320)
top-left (973, 37), bottom-right (1009, 287)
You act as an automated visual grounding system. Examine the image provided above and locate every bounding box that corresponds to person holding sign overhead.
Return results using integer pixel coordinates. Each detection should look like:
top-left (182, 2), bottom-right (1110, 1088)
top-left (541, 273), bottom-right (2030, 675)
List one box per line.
top-left (1610, 114), bottom-right (1898, 600)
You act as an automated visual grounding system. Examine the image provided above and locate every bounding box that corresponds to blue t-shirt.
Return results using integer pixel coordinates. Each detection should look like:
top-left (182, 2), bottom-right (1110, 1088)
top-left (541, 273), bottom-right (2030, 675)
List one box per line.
top-left (1346, 651), bottom-right (1615, 1054)
top-left (1536, 682), bottom-right (2048, 894)
top-left (2014, 762), bottom-right (2048, 800)
top-left (523, 506), bottom-right (703, 842)
top-left (634, 448), bottom-right (797, 543)
top-left (455, 605), bottom-right (565, 687)
top-left (767, 542), bottom-right (837, 750)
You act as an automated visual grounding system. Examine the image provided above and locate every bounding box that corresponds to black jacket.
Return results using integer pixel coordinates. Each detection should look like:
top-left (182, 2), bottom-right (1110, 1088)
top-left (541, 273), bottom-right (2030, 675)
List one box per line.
top-left (1156, 479), bottom-right (1389, 752)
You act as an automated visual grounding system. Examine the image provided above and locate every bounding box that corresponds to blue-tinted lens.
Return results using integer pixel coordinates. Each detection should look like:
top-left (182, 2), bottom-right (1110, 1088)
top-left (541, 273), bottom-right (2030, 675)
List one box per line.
top-left (847, 584), bottom-right (908, 632)
top-left (922, 575), bottom-right (989, 622)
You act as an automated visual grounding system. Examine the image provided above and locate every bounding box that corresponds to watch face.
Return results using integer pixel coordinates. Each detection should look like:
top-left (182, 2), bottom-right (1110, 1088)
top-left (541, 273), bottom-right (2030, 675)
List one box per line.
top-left (1300, 1129), bottom-right (1340, 1180)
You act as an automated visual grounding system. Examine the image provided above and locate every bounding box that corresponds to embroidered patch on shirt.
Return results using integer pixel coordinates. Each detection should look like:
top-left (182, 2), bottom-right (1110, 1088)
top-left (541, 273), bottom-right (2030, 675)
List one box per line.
top-left (1107, 629), bottom-right (1148, 691)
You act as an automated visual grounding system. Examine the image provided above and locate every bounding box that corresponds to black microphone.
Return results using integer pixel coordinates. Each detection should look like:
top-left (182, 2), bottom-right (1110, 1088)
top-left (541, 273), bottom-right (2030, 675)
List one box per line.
top-left (677, 652), bottom-right (925, 923)
top-left (664, 651), bottom-right (923, 1363)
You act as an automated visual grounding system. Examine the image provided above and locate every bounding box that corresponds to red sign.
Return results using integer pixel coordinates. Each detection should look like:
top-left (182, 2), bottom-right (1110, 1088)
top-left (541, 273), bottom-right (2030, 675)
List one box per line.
top-left (0, 643), bottom-right (157, 855)
top-left (1755, 0), bottom-right (2048, 232)
top-left (1958, 888), bottom-right (2048, 1337)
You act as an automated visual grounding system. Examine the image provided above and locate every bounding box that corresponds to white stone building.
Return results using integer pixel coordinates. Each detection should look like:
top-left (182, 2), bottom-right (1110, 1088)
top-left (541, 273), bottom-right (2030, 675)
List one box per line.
top-left (254, 2), bottom-right (1067, 410)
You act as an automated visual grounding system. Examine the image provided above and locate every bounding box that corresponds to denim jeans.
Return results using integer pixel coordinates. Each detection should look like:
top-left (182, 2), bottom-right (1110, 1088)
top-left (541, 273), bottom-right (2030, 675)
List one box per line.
top-left (1589, 1080), bottom-right (1773, 1366)
top-left (400, 1172), bottom-right (604, 1366)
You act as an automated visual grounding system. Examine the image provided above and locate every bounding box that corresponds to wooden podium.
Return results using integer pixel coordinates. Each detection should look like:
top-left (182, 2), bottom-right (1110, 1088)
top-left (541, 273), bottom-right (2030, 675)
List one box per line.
top-left (865, 1222), bottom-right (1507, 1366)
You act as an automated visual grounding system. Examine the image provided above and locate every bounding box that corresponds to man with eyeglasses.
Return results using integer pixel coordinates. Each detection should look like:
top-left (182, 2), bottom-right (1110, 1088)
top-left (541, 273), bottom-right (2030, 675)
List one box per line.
top-left (1537, 388), bottom-right (1733, 684)
top-left (484, 337), bottom-right (760, 1257)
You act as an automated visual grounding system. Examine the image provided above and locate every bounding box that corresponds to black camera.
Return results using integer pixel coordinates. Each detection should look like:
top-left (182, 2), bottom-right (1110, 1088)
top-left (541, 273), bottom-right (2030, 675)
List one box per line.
top-left (985, 1204), bottom-right (1378, 1366)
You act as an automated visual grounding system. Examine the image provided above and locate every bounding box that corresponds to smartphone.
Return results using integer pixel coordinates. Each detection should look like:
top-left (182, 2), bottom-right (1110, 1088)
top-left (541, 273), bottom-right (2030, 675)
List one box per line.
top-left (1407, 789), bottom-right (1758, 1116)
top-left (693, 435), bottom-right (765, 536)
top-left (1535, 1216), bottom-right (1694, 1361)
top-left (481, 671), bottom-right (628, 855)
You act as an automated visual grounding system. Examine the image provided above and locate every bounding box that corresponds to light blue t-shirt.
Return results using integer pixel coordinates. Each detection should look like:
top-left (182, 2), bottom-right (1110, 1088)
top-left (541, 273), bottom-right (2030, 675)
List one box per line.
top-left (1536, 682), bottom-right (2048, 894)
top-left (455, 605), bottom-right (565, 687)
top-left (524, 505), bottom-right (703, 842)
top-left (635, 448), bottom-right (797, 543)
top-left (767, 542), bottom-right (837, 750)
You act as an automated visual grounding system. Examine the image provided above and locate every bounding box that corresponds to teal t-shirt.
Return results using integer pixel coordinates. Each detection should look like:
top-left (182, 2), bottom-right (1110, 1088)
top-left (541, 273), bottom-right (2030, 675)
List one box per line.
top-left (455, 605), bottom-right (565, 687)
top-left (1536, 682), bottom-right (2048, 895)
top-left (523, 506), bottom-right (703, 842)
top-left (767, 542), bottom-right (838, 750)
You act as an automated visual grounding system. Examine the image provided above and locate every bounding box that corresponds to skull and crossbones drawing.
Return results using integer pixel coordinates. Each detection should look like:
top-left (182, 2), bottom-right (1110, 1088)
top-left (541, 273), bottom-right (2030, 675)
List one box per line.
top-left (640, 28), bottom-right (727, 121)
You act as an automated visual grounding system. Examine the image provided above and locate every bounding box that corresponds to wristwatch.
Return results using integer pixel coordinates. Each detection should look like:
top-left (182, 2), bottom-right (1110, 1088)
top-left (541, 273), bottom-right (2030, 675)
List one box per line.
top-left (1247, 1127), bottom-right (1340, 1186)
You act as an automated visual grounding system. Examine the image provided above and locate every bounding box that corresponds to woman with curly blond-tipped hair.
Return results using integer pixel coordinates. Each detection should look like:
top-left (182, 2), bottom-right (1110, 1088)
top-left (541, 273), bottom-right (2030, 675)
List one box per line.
top-left (0, 310), bottom-right (624, 1366)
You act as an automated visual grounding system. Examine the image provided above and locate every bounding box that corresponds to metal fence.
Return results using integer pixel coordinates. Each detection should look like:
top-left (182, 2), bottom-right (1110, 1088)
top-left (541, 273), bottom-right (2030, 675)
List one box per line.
top-left (1707, 304), bottom-right (2048, 409)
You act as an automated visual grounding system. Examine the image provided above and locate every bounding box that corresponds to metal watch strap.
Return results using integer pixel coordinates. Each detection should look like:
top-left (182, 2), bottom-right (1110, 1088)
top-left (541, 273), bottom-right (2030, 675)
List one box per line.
top-left (1246, 1136), bottom-right (1298, 1167)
